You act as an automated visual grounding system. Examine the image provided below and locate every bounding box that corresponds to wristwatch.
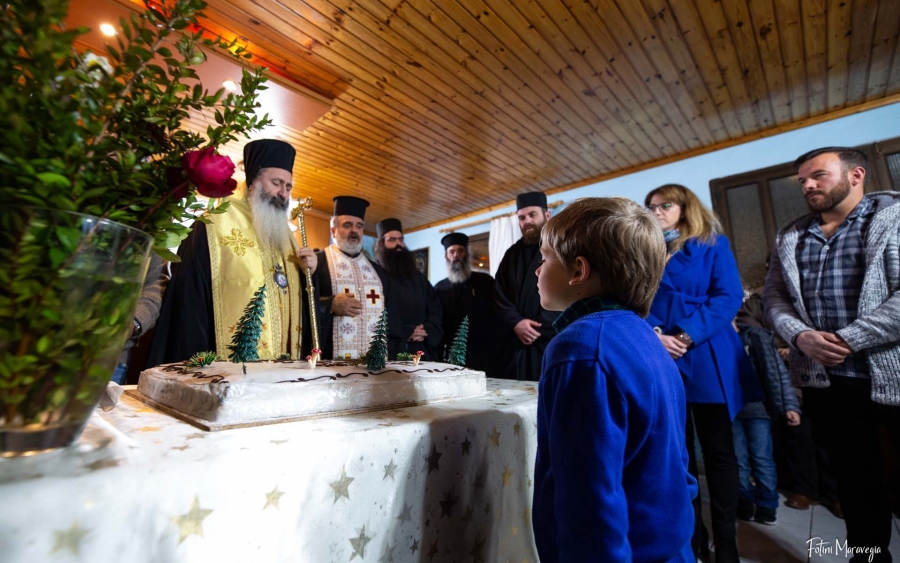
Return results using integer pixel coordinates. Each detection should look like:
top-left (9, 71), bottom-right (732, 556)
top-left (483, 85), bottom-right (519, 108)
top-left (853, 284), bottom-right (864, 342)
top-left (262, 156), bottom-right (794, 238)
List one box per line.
top-left (132, 318), bottom-right (142, 337)
top-left (676, 331), bottom-right (693, 347)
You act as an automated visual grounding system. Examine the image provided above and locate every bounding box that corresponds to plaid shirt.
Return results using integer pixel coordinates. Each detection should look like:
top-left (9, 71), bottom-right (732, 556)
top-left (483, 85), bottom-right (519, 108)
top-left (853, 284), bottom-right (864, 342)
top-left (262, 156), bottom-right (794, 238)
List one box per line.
top-left (796, 197), bottom-right (875, 379)
top-left (553, 296), bottom-right (625, 333)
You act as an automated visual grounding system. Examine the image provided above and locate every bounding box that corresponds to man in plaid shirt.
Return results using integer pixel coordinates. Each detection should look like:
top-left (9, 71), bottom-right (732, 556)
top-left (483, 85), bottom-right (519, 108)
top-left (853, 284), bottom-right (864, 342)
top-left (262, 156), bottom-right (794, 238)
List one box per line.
top-left (764, 147), bottom-right (900, 563)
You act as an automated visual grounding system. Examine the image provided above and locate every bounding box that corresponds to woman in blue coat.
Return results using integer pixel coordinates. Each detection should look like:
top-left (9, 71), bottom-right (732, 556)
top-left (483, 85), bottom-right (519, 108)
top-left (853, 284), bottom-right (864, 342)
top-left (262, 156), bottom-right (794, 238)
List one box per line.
top-left (644, 184), bottom-right (760, 563)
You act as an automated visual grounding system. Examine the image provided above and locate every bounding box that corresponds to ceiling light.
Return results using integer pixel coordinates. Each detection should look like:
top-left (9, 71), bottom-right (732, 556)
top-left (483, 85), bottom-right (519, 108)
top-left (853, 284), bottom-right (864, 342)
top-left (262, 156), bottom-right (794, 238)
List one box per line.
top-left (478, 263), bottom-right (484, 267)
top-left (222, 80), bottom-right (238, 91)
top-left (99, 23), bottom-right (116, 36)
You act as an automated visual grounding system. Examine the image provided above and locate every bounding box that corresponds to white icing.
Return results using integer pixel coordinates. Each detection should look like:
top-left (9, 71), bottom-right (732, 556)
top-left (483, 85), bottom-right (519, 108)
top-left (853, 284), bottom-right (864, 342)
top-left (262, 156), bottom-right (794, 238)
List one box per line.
top-left (137, 360), bottom-right (486, 425)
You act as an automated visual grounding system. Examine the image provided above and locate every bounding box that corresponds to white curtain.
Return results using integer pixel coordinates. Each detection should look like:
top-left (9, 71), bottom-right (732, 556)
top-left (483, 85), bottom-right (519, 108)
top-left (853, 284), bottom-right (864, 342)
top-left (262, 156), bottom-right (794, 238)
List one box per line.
top-left (488, 215), bottom-right (521, 277)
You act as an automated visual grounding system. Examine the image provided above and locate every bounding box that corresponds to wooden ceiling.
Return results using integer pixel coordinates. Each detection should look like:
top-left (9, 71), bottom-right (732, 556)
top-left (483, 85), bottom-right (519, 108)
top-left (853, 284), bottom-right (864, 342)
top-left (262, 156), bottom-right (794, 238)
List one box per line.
top-left (113, 0), bottom-right (900, 231)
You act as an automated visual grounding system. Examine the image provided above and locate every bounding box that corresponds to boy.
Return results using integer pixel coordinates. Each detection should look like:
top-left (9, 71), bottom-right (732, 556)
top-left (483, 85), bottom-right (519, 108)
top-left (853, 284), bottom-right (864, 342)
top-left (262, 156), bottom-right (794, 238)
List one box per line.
top-left (532, 197), bottom-right (697, 563)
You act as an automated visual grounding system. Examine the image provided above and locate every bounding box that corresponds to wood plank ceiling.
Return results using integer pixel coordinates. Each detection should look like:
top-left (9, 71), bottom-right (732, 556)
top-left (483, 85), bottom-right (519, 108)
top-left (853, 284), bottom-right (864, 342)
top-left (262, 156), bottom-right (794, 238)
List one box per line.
top-left (119, 0), bottom-right (900, 231)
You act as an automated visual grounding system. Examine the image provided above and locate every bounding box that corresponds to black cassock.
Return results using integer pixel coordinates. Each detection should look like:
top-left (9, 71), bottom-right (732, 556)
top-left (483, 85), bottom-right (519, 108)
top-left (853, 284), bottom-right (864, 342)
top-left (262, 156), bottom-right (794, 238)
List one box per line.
top-left (435, 271), bottom-right (500, 376)
top-left (493, 239), bottom-right (560, 381)
top-left (388, 272), bottom-right (443, 361)
top-left (146, 223), bottom-right (316, 367)
top-left (312, 249), bottom-right (404, 360)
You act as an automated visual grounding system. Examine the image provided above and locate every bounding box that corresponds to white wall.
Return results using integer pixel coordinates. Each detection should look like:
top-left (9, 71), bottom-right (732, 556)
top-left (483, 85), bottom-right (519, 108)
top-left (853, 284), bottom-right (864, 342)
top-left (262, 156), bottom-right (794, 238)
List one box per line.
top-left (405, 102), bottom-right (900, 283)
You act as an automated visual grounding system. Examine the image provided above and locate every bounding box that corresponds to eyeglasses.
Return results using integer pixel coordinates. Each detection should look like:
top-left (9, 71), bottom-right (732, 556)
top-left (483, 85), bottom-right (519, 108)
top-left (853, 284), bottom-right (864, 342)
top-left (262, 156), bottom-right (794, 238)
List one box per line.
top-left (385, 236), bottom-right (404, 243)
top-left (646, 202), bottom-right (677, 212)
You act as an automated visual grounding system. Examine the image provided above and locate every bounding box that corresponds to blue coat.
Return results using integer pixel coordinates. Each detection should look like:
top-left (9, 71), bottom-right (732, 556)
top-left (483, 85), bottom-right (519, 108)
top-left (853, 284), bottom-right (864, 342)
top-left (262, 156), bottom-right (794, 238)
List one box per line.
top-left (534, 310), bottom-right (696, 563)
top-left (646, 235), bottom-right (761, 419)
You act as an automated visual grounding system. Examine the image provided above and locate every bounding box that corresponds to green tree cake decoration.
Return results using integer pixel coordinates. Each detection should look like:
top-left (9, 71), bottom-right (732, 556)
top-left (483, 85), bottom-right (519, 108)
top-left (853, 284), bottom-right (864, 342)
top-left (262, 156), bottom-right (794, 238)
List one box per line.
top-left (185, 351), bottom-right (220, 369)
top-left (365, 310), bottom-right (389, 371)
top-left (228, 284), bottom-right (267, 370)
top-left (448, 316), bottom-right (469, 367)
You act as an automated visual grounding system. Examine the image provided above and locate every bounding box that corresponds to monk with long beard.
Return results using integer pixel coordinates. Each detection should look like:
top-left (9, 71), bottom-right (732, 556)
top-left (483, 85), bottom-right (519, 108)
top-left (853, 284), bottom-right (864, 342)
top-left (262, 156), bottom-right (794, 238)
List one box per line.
top-left (374, 218), bottom-right (442, 361)
top-left (434, 232), bottom-right (499, 374)
top-left (148, 139), bottom-right (318, 365)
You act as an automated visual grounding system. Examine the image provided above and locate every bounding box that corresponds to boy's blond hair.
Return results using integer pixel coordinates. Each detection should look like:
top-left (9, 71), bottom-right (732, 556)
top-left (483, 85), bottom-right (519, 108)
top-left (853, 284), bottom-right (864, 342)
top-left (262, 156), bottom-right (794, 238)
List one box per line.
top-left (541, 197), bottom-right (666, 317)
top-left (643, 184), bottom-right (721, 253)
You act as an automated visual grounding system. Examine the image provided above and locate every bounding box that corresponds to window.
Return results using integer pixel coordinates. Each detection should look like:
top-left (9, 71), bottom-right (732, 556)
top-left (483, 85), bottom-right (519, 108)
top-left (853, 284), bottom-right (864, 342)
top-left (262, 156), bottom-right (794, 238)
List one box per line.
top-left (710, 136), bottom-right (900, 289)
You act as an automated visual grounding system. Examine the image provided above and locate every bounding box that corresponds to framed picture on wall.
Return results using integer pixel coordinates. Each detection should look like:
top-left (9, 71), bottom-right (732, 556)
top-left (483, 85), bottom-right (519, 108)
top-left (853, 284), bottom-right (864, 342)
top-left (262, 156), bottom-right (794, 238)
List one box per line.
top-left (411, 247), bottom-right (429, 276)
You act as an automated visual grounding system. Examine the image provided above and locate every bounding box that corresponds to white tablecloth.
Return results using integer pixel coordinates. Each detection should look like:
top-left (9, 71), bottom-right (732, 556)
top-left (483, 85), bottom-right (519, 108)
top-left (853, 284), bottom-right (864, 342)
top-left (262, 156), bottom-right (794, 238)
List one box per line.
top-left (0, 379), bottom-right (539, 562)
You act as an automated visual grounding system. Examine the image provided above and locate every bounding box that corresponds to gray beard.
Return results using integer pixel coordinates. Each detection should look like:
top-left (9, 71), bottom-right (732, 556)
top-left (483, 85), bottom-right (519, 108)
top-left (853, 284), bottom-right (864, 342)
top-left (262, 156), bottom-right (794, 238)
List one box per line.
top-left (335, 235), bottom-right (362, 255)
top-left (248, 184), bottom-right (293, 255)
top-left (446, 258), bottom-right (471, 284)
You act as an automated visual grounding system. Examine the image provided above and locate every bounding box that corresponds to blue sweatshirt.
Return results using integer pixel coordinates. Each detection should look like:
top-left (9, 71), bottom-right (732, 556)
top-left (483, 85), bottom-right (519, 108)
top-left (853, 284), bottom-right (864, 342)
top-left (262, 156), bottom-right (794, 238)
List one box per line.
top-left (533, 309), bottom-right (697, 563)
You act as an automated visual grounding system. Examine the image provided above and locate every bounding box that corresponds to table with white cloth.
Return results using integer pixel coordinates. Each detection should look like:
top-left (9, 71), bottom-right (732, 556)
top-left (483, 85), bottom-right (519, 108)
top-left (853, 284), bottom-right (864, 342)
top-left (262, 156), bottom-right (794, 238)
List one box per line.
top-left (0, 379), bottom-right (539, 563)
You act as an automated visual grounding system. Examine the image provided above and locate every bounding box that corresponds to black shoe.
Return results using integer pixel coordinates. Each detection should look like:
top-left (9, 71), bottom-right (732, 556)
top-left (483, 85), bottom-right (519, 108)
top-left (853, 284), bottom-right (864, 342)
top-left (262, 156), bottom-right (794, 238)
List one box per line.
top-left (737, 496), bottom-right (755, 521)
top-left (754, 506), bottom-right (777, 525)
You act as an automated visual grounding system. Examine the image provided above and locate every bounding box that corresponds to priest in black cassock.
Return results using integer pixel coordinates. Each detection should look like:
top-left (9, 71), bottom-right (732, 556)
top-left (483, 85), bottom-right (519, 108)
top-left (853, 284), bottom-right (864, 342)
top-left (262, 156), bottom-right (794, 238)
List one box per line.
top-left (146, 139), bottom-right (318, 366)
top-left (312, 197), bottom-right (403, 360)
top-left (434, 232), bottom-right (499, 375)
top-left (493, 191), bottom-right (560, 381)
top-left (374, 218), bottom-right (443, 361)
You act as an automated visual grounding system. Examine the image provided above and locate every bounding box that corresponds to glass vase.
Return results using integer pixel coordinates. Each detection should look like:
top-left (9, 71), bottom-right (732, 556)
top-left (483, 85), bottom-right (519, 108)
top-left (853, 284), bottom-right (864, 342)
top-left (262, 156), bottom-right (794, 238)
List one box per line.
top-left (0, 207), bottom-right (152, 456)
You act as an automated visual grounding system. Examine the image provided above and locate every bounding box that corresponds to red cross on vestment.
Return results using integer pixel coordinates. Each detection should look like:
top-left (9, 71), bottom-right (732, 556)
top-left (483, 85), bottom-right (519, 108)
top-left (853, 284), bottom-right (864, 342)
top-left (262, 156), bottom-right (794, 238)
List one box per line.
top-left (366, 289), bottom-right (381, 305)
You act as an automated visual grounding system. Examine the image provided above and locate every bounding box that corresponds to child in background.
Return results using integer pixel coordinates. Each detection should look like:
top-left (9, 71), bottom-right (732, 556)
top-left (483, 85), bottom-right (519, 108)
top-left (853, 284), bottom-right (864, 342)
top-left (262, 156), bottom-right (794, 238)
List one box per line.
top-left (734, 290), bottom-right (802, 525)
top-left (531, 197), bottom-right (697, 563)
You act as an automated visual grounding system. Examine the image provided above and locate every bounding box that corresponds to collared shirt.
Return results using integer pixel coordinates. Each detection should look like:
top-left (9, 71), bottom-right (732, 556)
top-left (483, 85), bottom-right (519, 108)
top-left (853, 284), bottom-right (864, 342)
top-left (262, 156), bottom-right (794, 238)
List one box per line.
top-left (796, 196), bottom-right (875, 379)
top-left (553, 296), bottom-right (625, 333)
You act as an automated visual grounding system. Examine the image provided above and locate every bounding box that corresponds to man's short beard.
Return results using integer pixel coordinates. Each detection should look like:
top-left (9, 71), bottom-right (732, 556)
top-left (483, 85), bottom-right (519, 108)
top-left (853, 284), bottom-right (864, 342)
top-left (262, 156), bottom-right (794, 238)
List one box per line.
top-left (446, 256), bottom-right (471, 284)
top-left (521, 219), bottom-right (545, 245)
top-left (248, 181), bottom-right (292, 254)
top-left (806, 176), bottom-right (852, 213)
top-left (334, 231), bottom-right (362, 254)
top-left (376, 241), bottom-right (418, 278)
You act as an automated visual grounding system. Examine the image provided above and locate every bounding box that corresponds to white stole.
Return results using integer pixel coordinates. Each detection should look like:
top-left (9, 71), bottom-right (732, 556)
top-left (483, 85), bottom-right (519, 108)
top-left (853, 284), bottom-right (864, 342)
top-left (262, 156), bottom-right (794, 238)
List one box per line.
top-left (325, 244), bottom-right (385, 359)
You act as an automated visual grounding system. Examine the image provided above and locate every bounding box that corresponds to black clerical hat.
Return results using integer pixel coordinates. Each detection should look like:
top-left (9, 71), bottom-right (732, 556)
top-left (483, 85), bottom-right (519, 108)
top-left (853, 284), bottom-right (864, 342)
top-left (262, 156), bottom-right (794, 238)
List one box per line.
top-left (441, 232), bottom-right (468, 249)
top-left (243, 139), bottom-right (296, 186)
top-left (332, 196), bottom-right (370, 219)
top-left (376, 218), bottom-right (403, 239)
top-left (516, 191), bottom-right (548, 210)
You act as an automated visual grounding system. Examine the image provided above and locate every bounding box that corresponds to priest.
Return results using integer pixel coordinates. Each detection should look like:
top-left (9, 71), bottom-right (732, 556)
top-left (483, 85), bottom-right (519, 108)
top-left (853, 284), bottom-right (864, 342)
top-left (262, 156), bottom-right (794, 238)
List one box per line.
top-left (374, 218), bottom-right (443, 361)
top-left (147, 139), bottom-right (318, 365)
top-left (493, 191), bottom-right (560, 381)
top-left (434, 232), bottom-right (499, 374)
top-left (313, 197), bottom-right (402, 360)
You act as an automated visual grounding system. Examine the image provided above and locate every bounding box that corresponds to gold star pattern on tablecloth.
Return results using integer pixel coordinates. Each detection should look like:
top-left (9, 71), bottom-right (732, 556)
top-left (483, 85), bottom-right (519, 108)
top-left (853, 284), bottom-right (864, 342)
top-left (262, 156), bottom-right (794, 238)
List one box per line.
top-left (397, 503), bottom-right (413, 523)
top-left (263, 486), bottom-right (284, 510)
top-left (461, 435), bottom-right (471, 455)
top-left (488, 426), bottom-right (501, 449)
top-left (378, 541), bottom-right (395, 562)
top-left (470, 536), bottom-right (486, 563)
top-left (383, 458), bottom-right (397, 481)
top-left (438, 489), bottom-right (457, 518)
top-left (409, 539), bottom-right (419, 554)
top-left (462, 505), bottom-right (474, 525)
top-left (349, 525), bottom-right (372, 560)
top-left (171, 496), bottom-right (212, 544)
top-left (502, 463), bottom-right (515, 486)
top-left (51, 521), bottom-right (88, 555)
top-left (425, 539), bottom-right (439, 561)
top-left (423, 443), bottom-right (442, 474)
top-left (513, 422), bottom-right (521, 435)
top-left (329, 467), bottom-right (354, 503)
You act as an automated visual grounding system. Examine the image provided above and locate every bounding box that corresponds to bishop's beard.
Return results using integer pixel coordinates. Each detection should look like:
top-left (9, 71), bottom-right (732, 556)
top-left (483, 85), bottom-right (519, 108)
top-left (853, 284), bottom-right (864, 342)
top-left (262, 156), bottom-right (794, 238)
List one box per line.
top-left (446, 256), bottom-right (471, 284)
top-left (248, 183), bottom-right (293, 255)
top-left (377, 243), bottom-right (419, 278)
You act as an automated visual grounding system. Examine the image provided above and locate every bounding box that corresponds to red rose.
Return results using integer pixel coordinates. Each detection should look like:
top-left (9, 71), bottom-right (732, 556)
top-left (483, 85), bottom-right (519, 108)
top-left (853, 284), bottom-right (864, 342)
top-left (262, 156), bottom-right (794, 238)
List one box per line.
top-left (182, 148), bottom-right (237, 198)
